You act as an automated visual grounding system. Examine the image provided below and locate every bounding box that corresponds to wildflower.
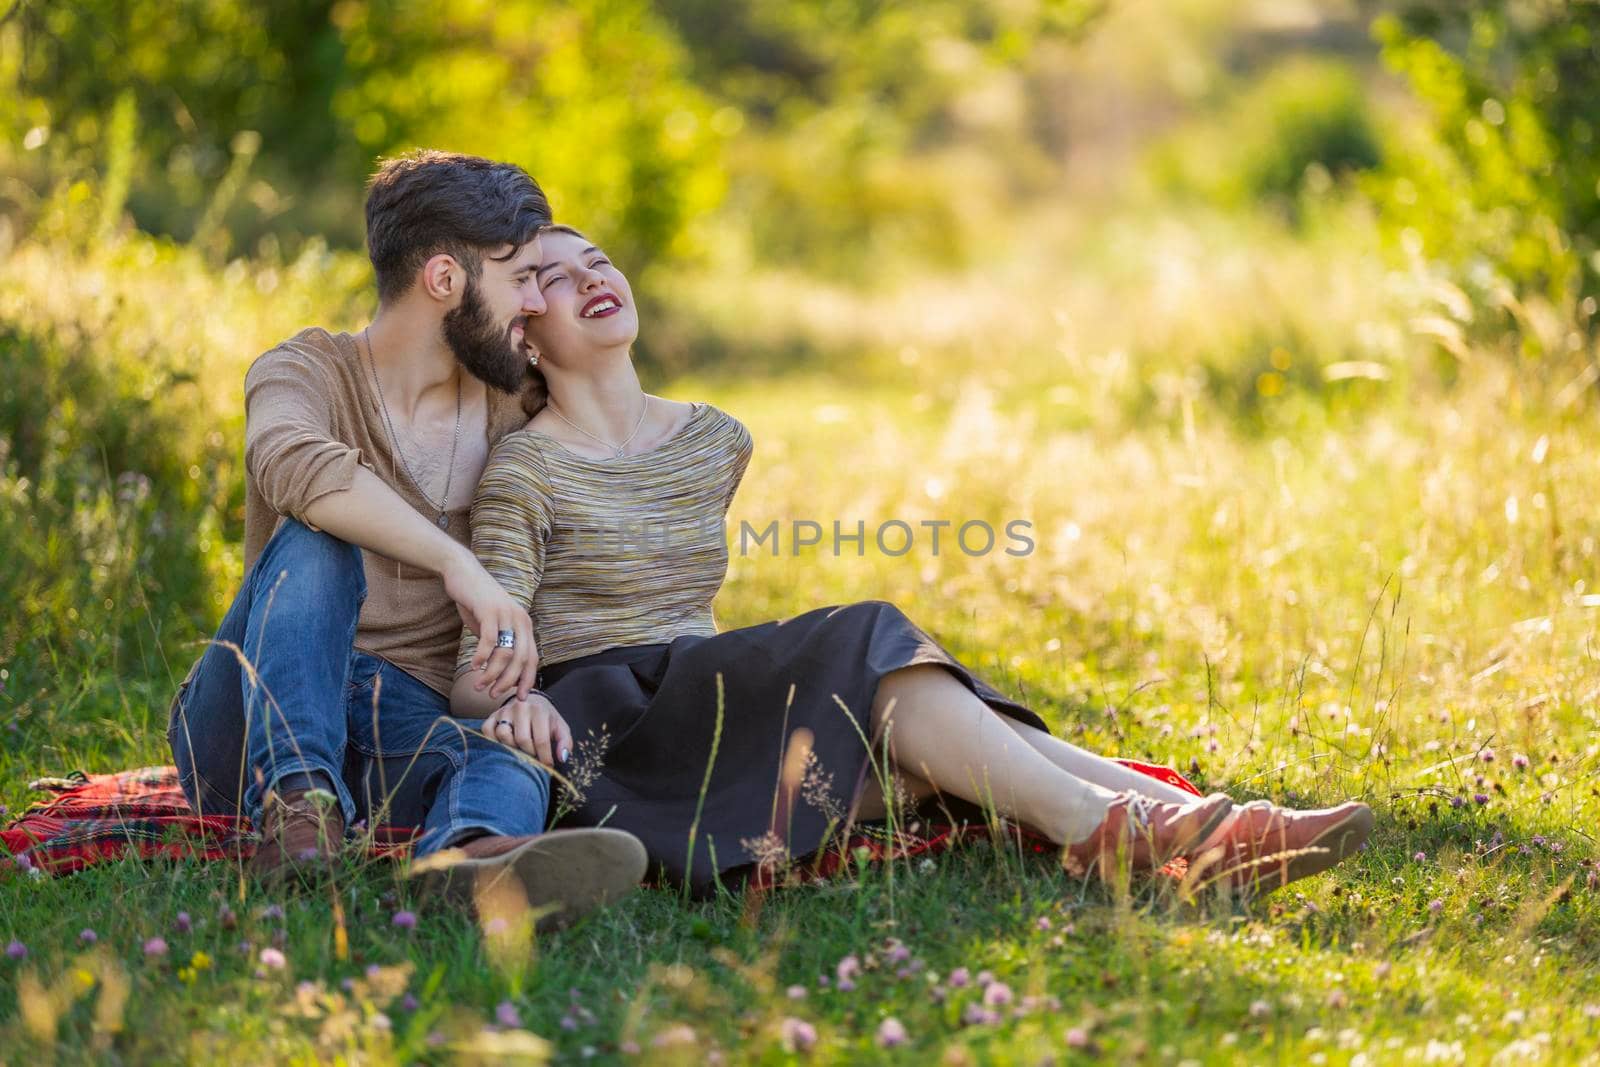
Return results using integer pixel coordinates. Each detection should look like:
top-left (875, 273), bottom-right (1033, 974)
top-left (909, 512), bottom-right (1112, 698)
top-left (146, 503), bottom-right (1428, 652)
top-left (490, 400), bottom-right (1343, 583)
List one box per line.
top-left (1512, 754), bottom-right (1530, 770)
top-left (191, 951), bottom-right (212, 971)
top-left (1249, 999), bottom-right (1271, 1019)
top-left (883, 939), bottom-right (911, 965)
top-left (786, 985), bottom-right (807, 1000)
top-left (1427, 899), bottom-right (1443, 915)
top-left (371, 1013), bottom-right (391, 1032)
top-left (79, 929), bottom-right (97, 945)
top-left (621, 1040), bottom-right (641, 1055)
top-left (947, 966), bottom-right (971, 988)
top-left (1474, 793), bottom-right (1490, 805)
top-left (983, 982), bottom-right (1014, 1008)
top-left (1412, 851), bottom-right (1427, 863)
top-left (779, 1016), bottom-right (817, 1053)
top-left (392, 910), bottom-right (417, 930)
top-left (651, 1024), bottom-right (697, 1048)
top-left (1065, 1027), bottom-right (1090, 1048)
top-left (218, 905), bottom-right (237, 930)
top-left (1480, 749), bottom-right (1496, 763)
top-left (5, 940), bottom-right (26, 961)
top-left (1327, 989), bottom-right (1348, 1009)
top-left (260, 947), bottom-right (286, 969)
top-left (144, 937), bottom-right (169, 958)
top-left (496, 1001), bottom-right (521, 1028)
top-left (261, 904), bottom-right (284, 921)
top-left (876, 1018), bottom-right (908, 1048)
top-left (835, 954), bottom-right (860, 991)
top-left (1449, 796), bottom-right (1466, 809)
top-left (175, 911), bottom-right (192, 934)
top-left (976, 970), bottom-right (995, 987)
top-left (402, 994), bottom-right (420, 1012)
top-left (1036, 915), bottom-right (1052, 931)
top-left (962, 1004), bottom-right (999, 1027)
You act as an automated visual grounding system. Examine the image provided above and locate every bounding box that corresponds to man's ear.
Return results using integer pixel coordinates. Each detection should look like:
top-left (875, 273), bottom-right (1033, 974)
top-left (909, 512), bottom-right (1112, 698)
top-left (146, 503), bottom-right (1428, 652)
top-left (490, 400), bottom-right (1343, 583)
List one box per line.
top-left (420, 253), bottom-right (462, 302)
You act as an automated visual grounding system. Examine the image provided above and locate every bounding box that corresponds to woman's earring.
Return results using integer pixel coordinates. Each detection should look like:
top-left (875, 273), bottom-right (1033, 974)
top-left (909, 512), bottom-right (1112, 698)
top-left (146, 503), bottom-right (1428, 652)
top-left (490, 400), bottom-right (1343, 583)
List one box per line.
top-left (528, 352), bottom-right (540, 367)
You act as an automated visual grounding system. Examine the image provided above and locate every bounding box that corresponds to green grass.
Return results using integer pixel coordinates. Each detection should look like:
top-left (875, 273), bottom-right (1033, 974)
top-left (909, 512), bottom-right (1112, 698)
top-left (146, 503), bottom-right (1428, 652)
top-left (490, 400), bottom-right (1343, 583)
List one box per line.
top-left (7, 199), bottom-right (1600, 1063)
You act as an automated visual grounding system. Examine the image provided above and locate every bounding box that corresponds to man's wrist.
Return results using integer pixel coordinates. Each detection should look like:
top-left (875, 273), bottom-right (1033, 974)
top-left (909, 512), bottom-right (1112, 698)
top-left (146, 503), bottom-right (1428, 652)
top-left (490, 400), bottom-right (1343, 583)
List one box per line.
top-left (433, 539), bottom-right (478, 579)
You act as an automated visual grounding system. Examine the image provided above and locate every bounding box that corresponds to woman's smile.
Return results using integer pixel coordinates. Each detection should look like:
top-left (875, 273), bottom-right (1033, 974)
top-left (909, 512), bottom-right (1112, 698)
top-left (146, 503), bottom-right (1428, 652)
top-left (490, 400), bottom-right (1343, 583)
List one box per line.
top-left (580, 292), bottom-right (622, 319)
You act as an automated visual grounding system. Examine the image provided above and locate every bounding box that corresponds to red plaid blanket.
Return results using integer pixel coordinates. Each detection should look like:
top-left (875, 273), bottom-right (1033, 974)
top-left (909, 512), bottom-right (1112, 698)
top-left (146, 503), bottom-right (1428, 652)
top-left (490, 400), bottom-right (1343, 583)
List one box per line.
top-left (1, 760), bottom-right (1200, 880)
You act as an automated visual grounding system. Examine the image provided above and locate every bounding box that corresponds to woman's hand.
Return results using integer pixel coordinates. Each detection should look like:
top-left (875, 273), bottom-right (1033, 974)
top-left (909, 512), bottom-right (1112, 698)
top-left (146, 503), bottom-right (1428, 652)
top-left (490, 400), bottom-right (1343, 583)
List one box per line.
top-left (481, 691), bottom-right (571, 769)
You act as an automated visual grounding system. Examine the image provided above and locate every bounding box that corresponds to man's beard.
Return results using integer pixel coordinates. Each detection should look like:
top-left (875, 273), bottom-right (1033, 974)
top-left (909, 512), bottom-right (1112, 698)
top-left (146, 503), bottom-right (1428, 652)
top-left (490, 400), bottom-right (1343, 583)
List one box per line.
top-left (442, 278), bottom-right (526, 393)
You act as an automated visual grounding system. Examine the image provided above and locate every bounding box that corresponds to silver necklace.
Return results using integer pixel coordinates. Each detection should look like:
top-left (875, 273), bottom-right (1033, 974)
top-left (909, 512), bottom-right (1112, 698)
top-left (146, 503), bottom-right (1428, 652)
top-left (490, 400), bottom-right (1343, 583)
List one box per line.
top-left (361, 327), bottom-right (461, 528)
top-left (547, 394), bottom-right (650, 458)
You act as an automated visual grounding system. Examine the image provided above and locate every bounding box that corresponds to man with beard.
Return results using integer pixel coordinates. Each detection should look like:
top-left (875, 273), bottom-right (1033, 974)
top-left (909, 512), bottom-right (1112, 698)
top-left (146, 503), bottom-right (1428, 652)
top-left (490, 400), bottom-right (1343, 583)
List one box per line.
top-left (167, 151), bottom-right (646, 925)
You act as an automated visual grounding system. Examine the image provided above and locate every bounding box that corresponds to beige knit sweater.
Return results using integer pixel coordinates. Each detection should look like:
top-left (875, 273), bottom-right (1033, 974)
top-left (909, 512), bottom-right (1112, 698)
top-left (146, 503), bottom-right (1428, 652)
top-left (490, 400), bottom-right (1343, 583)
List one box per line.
top-left (242, 327), bottom-right (526, 695)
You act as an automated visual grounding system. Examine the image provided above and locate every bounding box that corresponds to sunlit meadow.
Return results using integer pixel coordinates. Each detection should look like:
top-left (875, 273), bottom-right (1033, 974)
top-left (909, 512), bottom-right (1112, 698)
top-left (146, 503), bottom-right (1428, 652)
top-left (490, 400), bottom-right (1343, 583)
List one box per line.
top-left (5, 177), bottom-right (1600, 1063)
top-left (8, 0), bottom-right (1600, 1059)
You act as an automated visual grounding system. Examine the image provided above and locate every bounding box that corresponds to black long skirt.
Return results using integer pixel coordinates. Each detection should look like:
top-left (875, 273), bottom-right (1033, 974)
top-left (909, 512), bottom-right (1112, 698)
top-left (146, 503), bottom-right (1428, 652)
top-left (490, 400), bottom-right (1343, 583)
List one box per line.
top-left (538, 599), bottom-right (1051, 896)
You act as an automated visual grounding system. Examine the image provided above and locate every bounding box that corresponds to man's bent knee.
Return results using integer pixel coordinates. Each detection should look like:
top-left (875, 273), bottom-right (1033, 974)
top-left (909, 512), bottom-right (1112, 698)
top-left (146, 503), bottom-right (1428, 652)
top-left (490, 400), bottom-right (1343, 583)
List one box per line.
top-left (254, 518), bottom-right (366, 603)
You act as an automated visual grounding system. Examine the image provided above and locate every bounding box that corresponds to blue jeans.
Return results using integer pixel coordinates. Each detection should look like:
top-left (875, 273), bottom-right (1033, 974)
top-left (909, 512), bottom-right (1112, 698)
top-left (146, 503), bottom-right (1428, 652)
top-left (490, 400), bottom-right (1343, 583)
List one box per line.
top-left (166, 519), bottom-right (549, 858)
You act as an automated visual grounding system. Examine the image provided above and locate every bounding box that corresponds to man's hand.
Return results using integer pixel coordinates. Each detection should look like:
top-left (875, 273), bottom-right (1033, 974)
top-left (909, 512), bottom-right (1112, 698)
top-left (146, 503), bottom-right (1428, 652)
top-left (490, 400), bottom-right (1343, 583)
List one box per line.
top-left (443, 551), bottom-right (539, 704)
top-left (481, 692), bottom-right (572, 769)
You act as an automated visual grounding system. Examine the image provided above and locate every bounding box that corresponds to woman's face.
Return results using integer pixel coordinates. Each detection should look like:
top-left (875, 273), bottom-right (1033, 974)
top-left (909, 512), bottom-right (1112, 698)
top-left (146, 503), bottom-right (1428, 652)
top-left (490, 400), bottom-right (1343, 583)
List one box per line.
top-left (525, 230), bottom-right (639, 365)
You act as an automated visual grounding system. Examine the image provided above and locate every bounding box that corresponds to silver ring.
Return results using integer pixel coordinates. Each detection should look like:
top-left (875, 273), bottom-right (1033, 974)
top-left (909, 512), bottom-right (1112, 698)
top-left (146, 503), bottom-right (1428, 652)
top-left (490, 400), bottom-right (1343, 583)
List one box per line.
top-left (495, 630), bottom-right (516, 649)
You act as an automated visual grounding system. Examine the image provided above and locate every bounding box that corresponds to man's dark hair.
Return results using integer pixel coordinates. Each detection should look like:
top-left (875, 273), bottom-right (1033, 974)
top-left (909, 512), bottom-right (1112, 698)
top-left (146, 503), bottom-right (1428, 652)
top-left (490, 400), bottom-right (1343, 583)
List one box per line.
top-left (364, 150), bottom-right (552, 303)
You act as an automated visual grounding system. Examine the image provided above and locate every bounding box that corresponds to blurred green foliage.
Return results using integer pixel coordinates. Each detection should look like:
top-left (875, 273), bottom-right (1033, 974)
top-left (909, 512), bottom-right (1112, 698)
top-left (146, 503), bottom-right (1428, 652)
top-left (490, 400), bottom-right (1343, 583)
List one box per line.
top-left (1363, 2), bottom-right (1600, 354)
top-left (1, 0), bottom-right (1102, 276)
top-left (1145, 56), bottom-right (1383, 221)
top-left (1, 0), bottom-right (726, 271)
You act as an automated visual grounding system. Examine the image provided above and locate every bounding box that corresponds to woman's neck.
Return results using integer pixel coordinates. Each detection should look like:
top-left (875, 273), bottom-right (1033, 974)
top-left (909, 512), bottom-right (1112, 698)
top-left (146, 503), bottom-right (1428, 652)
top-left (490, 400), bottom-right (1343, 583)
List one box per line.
top-left (543, 355), bottom-right (647, 439)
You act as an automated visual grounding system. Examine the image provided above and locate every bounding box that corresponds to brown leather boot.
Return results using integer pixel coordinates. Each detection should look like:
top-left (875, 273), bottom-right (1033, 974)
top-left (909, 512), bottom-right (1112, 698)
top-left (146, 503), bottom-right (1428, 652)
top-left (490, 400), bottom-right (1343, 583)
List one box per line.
top-left (250, 787), bottom-right (345, 882)
top-left (409, 828), bottom-right (648, 932)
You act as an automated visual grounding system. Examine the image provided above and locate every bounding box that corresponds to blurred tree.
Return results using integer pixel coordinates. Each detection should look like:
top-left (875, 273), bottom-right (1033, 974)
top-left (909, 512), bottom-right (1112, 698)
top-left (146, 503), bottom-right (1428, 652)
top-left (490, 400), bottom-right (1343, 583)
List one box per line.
top-left (1, 0), bottom-right (723, 272)
top-left (653, 0), bottom-right (1106, 274)
top-left (1146, 56), bottom-right (1382, 221)
top-left (1364, 2), bottom-right (1600, 355)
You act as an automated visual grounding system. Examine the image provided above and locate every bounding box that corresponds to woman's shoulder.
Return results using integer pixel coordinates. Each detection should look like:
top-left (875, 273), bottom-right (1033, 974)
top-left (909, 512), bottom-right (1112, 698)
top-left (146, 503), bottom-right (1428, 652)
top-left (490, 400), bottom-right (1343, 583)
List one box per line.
top-left (687, 400), bottom-right (750, 445)
top-left (482, 425), bottom-right (554, 483)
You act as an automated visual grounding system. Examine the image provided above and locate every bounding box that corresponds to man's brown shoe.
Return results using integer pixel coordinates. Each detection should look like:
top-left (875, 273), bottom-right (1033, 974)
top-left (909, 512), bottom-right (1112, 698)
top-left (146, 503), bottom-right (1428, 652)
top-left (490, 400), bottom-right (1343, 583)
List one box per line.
top-left (409, 828), bottom-right (648, 933)
top-left (250, 787), bottom-right (345, 882)
top-left (1189, 799), bottom-right (1374, 898)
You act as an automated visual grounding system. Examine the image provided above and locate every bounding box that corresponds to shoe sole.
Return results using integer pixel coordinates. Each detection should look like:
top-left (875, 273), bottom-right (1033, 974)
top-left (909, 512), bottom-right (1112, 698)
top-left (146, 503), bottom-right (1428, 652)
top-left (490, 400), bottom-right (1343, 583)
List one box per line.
top-left (1236, 803), bottom-right (1374, 896)
top-left (412, 828), bottom-right (648, 932)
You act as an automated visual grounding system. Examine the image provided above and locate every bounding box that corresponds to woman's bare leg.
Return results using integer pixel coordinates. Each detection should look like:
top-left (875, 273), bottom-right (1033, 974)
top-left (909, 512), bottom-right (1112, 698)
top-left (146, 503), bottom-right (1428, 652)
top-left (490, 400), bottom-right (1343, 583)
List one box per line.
top-left (998, 719), bottom-right (1204, 805)
top-left (869, 664), bottom-right (1120, 845)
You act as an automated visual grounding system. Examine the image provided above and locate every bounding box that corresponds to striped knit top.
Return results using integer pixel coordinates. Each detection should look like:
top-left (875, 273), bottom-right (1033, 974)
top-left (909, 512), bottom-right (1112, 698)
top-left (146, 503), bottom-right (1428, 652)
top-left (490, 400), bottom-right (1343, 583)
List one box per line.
top-left (456, 401), bottom-right (754, 674)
